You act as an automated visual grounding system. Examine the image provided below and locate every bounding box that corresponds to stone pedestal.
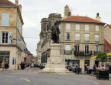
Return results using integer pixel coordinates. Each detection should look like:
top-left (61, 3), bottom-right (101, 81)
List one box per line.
top-left (43, 44), bottom-right (68, 73)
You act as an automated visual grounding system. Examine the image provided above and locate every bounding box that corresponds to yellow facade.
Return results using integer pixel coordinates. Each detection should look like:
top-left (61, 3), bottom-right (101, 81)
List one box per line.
top-left (0, 2), bottom-right (26, 70)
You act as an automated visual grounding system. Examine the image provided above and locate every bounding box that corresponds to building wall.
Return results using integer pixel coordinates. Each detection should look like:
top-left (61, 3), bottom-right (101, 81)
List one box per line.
top-left (104, 26), bottom-right (111, 52)
top-left (0, 6), bottom-right (26, 70)
top-left (59, 22), bottom-right (104, 72)
top-left (59, 22), bottom-right (104, 53)
top-left (0, 46), bottom-right (18, 70)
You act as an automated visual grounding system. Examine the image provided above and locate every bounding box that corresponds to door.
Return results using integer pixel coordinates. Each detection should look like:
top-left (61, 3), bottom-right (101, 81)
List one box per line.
top-left (0, 51), bottom-right (10, 68)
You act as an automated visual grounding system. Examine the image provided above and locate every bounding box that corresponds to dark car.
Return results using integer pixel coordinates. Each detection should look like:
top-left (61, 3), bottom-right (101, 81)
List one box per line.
top-left (40, 64), bottom-right (45, 69)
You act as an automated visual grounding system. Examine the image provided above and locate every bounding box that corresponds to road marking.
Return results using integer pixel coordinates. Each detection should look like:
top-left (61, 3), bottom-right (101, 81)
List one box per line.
top-left (20, 78), bottom-right (31, 82)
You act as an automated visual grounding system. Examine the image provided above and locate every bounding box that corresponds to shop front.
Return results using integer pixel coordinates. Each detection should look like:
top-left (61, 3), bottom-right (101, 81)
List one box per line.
top-left (65, 59), bottom-right (80, 66)
top-left (0, 51), bottom-right (10, 69)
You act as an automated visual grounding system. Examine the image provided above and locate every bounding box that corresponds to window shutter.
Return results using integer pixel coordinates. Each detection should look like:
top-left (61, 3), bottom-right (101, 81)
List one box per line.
top-left (8, 32), bottom-right (12, 44)
top-left (2, 13), bottom-right (9, 26)
top-left (0, 31), bottom-right (2, 43)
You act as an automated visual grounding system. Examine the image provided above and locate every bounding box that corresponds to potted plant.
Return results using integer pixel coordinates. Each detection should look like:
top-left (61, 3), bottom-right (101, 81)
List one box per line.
top-left (96, 52), bottom-right (109, 80)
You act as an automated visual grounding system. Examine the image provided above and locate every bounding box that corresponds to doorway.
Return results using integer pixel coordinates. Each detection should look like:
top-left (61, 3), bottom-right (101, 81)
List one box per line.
top-left (0, 51), bottom-right (10, 68)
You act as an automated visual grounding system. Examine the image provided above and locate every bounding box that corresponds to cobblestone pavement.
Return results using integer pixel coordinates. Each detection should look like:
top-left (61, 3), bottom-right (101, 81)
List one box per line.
top-left (0, 68), bottom-right (110, 85)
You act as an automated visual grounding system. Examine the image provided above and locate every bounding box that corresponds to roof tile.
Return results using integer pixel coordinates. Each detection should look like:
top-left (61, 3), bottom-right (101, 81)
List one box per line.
top-left (63, 16), bottom-right (104, 24)
top-left (0, 0), bottom-right (16, 6)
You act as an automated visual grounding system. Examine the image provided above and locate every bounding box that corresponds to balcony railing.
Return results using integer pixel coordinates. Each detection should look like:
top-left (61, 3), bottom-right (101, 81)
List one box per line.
top-left (74, 51), bottom-right (92, 56)
top-left (64, 50), bottom-right (72, 55)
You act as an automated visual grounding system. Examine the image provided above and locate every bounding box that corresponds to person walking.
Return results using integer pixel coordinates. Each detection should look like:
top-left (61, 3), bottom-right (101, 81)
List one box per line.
top-left (4, 62), bottom-right (9, 72)
top-left (1, 61), bottom-right (5, 71)
top-left (76, 65), bottom-right (81, 75)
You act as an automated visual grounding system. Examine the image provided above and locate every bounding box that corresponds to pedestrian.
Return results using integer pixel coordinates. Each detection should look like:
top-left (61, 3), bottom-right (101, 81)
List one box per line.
top-left (4, 62), bottom-right (9, 72)
top-left (105, 64), bottom-right (109, 71)
top-left (31, 63), bottom-right (34, 68)
top-left (1, 62), bottom-right (5, 71)
top-left (20, 62), bottom-right (25, 70)
top-left (93, 64), bottom-right (97, 75)
top-left (76, 65), bottom-right (81, 75)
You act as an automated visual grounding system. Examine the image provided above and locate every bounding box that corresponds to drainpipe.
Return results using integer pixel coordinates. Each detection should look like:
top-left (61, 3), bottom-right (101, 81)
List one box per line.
top-left (15, 6), bottom-right (18, 70)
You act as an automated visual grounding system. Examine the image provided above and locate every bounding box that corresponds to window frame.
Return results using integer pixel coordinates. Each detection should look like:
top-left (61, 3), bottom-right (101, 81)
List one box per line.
top-left (85, 25), bottom-right (89, 31)
top-left (75, 33), bottom-right (80, 41)
top-left (84, 34), bottom-right (90, 41)
top-left (95, 45), bottom-right (99, 52)
top-left (84, 44), bottom-right (90, 53)
top-left (94, 35), bottom-right (99, 42)
top-left (75, 45), bottom-right (80, 52)
top-left (65, 44), bottom-right (71, 51)
top-left (95, 25), bottom-right (99, 31)
top-left (65, 32), bottom-right (70, 40)
top-left (2, 32), bottom-right (8, 43)
top-left (76, 24), bottom-right (80, 31)
top-left (66, 23), bottom-right (71, 30)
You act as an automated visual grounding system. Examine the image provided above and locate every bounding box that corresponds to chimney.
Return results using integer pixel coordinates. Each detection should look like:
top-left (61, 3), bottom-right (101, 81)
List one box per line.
top-left (96, 12), bottom-right (101, 21)
top-left (15, 0), bottom-right (19, 5)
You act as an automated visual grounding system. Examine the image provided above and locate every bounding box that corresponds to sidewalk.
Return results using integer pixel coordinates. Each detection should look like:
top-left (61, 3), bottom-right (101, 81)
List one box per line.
top-left (85, 74), bottom-right (111, 85)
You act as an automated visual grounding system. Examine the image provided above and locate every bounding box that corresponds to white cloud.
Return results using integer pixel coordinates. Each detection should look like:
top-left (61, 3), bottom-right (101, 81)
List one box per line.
top-left (10, 0), bottom-right (111, 55)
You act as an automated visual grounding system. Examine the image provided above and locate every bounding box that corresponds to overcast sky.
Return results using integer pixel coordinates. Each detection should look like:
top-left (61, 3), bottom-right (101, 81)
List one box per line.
top-left (10, 0), bottom-right (111, 56)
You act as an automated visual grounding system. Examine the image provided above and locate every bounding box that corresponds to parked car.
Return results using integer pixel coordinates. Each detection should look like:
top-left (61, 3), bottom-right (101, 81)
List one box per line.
top-left (39, 64), bottom-right (45, 69)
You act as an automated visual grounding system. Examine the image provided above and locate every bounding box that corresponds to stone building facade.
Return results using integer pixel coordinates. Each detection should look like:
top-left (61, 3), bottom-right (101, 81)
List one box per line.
top-left (0, 0), bottom-right (26, 70)
top-left (37, 42), bottom-right (42, 64)
top-left (104, 25), bottom-right (111, 64)
top-left (104, 25), bottom-right (111, 52)
top-left (37, 5), bottom-right (105, 72)
top-left (37, 13), bottom-right (62, 64)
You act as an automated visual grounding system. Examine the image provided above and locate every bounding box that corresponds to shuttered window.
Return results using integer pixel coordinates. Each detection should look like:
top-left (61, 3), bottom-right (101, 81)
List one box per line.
top-left (2, 13), bottom-right (9, 26)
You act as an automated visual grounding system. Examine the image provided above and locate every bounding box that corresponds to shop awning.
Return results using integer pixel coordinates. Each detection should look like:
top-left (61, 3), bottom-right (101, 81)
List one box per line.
top-left (107, 52), bottom-right (111, 56)
top-left (90, 56), bottom-right (96, 59)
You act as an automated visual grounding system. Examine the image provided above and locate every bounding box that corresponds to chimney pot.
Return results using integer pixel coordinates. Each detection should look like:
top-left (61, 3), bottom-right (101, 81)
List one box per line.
top-left (15, 0), bottom-right (19, 5)
top-left (96, 12), bottom-right (101, 21)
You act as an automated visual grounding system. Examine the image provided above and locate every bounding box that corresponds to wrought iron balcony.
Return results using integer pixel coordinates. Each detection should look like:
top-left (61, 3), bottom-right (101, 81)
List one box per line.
top-left (74, 51), bottom-right (92, 56)
top-left (64, 50), bottom-right (72, 55)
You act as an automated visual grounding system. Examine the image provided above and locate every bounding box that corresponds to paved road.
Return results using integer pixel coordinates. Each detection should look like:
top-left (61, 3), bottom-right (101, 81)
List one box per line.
top-left (0, 69), bottom-right (103, 85)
